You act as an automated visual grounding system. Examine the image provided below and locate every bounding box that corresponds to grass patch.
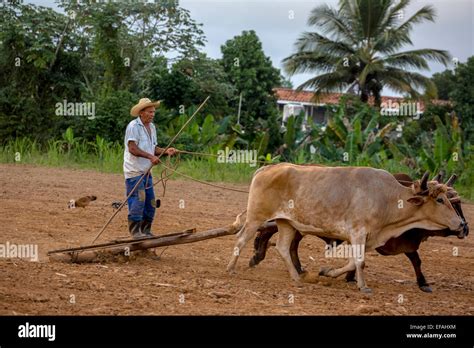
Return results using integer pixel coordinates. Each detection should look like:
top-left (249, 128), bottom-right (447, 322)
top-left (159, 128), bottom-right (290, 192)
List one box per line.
top-left (0, 137), bottom-right (255, 184)
top-left (0, 136), bottom-right (472, 201)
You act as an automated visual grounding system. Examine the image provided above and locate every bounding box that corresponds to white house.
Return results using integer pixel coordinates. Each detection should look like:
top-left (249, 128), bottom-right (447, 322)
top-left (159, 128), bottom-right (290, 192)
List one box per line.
top-left (274, 87), bottom-right (449, 127)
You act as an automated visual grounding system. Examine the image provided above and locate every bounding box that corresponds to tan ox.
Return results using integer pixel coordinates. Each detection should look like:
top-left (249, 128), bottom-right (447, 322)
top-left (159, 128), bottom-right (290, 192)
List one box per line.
top-left (227, 163), bottom-right (465, 293)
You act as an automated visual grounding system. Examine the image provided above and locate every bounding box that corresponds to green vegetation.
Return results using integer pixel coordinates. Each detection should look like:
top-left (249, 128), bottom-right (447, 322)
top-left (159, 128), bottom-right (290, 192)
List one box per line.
top-left (1, 96), bottom-right (472, 200)
top-left (432, 56), bottom-right (474, 145)
top-left (0, 1), bottom-right (472, 201)
top-left (0, 133), bottom-right (123, 173)
top-left (282, 0), bottom-right (450, 104)
top-left (0, 129), bottom-right (256, 183)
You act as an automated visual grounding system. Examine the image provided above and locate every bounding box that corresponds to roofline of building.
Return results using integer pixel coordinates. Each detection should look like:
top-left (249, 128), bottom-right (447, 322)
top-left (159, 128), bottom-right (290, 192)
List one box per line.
top-left (277, 100), bottom-right (327, 106)
top-left (273, 87), bottom-right (451, 106)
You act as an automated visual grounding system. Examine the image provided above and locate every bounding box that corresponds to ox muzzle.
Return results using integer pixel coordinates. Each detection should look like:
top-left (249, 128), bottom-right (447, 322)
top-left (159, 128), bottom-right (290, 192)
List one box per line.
top-left (457, 219), bottom-right (469, 239)
top-left (448, 194), bottom-right (468, 239)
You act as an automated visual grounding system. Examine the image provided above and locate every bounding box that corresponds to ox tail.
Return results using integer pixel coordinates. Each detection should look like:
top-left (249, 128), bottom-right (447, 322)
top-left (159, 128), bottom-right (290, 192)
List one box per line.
top-left (227, 210), bottom-right (247, 235)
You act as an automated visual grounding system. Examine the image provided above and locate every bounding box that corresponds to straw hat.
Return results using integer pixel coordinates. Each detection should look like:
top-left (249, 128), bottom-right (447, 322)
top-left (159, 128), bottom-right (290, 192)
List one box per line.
top-left (130, 98), bottom-right (161, 117)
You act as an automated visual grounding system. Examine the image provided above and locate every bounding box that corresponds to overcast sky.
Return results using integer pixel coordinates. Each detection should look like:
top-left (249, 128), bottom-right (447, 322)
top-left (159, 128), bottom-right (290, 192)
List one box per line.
top-left (26, 0), bottom-right (474, 96)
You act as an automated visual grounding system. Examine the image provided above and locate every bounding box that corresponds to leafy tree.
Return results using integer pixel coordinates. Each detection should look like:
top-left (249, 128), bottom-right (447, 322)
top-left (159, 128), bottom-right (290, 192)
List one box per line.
top-left (0, 1), bottom-right (207, 141)
top-left (280, 76), bottom-right (294, 88)
top-left (430, 57), bottom-right (474, 147)
top-left (283, 0), bottom-right (451, 106)
top-left (71, 90), bottom-right (139, 143)
top-left (450, 57), bottom-right (474, 146)
top-left (149, 54), bottom-right (236, 117)
top-left (0, 3), bottom-right (85, 141)
top-left (57, 0), bottom-right (206, 96)
top-left (431, 69), bottom-right (456, 100)
top-left (221, 30), bottom-right (282, 147)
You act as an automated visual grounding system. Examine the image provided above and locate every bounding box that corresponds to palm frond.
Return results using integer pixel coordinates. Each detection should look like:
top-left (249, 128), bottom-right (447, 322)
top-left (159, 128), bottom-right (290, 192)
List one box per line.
top-left (372, 28), bottom-right (413, 54)
top-left (397, 5), bottom-right (436, 33)
top-left (384, 48), bottom-right (451, 69)
top-left (307, 4), bottom-right (358, 45)
top-left (295, 31), bottom-right (355, 56)
top-left (282, 51), bottom-right (337, 76)
top-left (339, 0), bottom-right (364, 40)
top-left (380, 67), bottom-right (436, 97)
top-left (381, 0), bottom-right (411, 26)
top-left (357, 0), bottom-right (393, 40)
top-left (296, 70), bottom-right (353, 92)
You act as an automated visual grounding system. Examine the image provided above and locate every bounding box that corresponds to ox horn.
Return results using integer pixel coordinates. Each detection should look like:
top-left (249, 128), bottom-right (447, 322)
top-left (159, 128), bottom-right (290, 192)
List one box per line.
top-left (432, 170), bottom-right (445, 183)
top-left (445, 174), bottom-right (458, 187)
top-left (420, 171), bottom-right (429, 191)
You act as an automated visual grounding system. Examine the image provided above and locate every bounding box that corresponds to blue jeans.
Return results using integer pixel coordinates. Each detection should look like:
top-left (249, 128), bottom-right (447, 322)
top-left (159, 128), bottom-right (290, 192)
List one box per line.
top-left (125, 174), bottom-right (155, 222)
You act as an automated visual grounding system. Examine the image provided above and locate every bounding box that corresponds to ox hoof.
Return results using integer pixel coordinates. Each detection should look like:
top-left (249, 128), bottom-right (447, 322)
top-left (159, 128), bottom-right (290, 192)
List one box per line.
top-left (226, 266), bottom-right (237, 275)
top-left (345, 272), bottom-right (356, 283)
top-left (419, 285), bottom-right (432, 293)
top-left (319, 266), bottom-right (332, 277)
top-left (360, 287), bottom-right (372, 294)
top-left (248, 257), bottom-right (259, 268)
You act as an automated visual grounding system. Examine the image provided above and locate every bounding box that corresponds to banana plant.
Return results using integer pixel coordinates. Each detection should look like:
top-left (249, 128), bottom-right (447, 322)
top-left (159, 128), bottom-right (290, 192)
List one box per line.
top-left (420, 114), bottom-right (463, 173)
top-left (312, 103), bottom-right (395, 164)
top-left (278, 111), bottom-right (313, 161)
top-left (61, 127), bottom-right (81, 153)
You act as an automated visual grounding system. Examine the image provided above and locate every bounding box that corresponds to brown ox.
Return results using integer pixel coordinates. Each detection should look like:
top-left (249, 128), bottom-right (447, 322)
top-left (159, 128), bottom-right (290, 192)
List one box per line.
top-left (249, 172), bottom-right (469, 292)
top-left (227, 163), bottom-right (465, 293)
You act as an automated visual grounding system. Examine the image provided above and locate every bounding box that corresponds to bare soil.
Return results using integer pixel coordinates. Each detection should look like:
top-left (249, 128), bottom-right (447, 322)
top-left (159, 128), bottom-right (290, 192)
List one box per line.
top-left (0, 164), bottom-right (473, 315)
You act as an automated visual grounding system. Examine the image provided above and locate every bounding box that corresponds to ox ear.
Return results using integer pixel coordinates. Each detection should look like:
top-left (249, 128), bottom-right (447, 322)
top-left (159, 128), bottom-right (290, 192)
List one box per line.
top-left (445, 174), bottom-right (458, 187)
top-left (407, 196), bottom-right (425, 206)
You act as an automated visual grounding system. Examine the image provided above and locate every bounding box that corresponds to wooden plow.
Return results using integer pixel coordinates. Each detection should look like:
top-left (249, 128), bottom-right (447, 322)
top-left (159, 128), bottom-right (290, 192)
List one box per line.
top-left (48, 225), bottom-right (240, 263)
top-left (48, 220), bottom-right (278, 263)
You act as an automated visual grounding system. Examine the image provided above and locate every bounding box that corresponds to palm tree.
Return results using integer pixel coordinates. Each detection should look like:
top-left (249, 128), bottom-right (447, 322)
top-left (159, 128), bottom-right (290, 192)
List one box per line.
top-left (282, 0), bottom-right (451, 106)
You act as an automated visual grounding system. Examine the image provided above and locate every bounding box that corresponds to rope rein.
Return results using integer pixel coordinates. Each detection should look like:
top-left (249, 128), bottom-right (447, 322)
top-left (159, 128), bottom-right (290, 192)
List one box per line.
top-left (152, 149), bottom-right (258, 195)
top-left (159, 161), bottom-right (250, 194)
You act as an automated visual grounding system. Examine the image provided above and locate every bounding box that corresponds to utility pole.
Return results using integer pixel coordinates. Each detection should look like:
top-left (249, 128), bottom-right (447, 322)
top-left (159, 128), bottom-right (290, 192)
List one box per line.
top-left (237, 92), bottom-right (243, 126)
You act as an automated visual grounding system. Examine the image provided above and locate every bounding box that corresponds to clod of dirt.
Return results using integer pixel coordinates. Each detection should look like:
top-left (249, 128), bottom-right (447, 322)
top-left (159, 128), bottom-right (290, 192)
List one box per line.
top-left (208, 291), bottom-right (232, 299)
top-left (354, 304), bottom-right (379, 314)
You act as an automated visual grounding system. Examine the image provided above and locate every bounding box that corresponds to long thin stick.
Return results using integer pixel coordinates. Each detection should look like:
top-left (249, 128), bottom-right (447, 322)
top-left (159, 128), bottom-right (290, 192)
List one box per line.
top-left (90, 96), bottom-right (210, 244)
top-left (158, 95), bottom-right (210, 160)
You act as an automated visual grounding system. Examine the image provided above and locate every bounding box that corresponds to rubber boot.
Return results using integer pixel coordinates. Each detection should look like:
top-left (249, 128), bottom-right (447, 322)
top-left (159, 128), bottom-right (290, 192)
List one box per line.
top-left (140, 220), bottom-right (154, 237)
top-left (128, 220), bottom-right (147, 239)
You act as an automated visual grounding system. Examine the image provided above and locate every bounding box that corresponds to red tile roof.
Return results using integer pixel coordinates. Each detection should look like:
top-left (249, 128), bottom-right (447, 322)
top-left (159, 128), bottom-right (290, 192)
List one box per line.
top-left (274, 88), bottom-right (343, 104)
top-left (274, 88), bottom-right (450, 112)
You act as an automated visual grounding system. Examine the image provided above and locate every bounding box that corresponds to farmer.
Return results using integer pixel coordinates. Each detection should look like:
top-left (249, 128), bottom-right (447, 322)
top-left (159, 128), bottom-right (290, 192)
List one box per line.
top-left (124, 98), bottom-right (177, 239)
